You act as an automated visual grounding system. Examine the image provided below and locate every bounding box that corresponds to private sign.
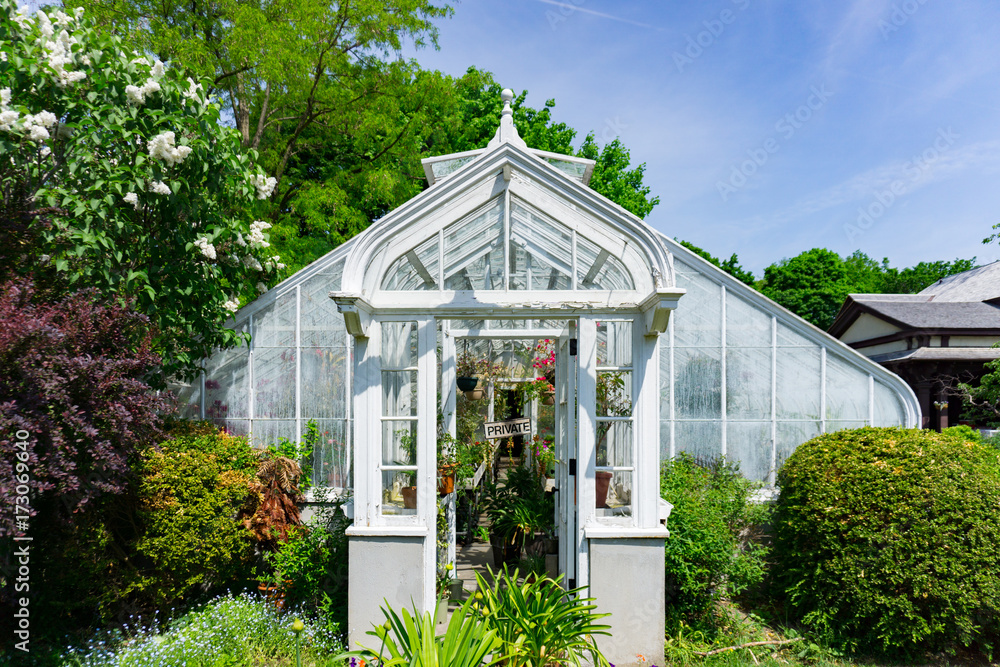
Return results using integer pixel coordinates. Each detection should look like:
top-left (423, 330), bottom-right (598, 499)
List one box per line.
top-left (484, 418), bottom-right (532, 440)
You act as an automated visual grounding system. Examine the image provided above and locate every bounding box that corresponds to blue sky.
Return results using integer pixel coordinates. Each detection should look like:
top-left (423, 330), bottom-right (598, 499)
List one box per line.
top-left (408, 1), bottom-right (1000, 276)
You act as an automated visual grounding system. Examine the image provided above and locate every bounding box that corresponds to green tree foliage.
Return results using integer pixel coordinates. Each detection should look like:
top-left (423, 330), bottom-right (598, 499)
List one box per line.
top-left (0, 3), bottom-right (283, 379)
top-left (660, 453), bottom-right (771, 630)
top-left (759, 248), bottom-right (976, 330)
top-left (676, 239), bottom-right (756, 286)
top-left (773, 427), bottom-right (1000, 655)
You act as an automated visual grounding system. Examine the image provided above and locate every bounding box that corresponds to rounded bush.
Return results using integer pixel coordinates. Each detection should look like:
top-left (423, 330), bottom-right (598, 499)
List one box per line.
top-left (773, 426), bottom-right (1000, 655)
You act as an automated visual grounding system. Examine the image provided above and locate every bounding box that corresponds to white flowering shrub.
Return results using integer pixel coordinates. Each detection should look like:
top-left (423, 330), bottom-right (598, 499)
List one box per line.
top-left (0, 1), bottom-right (284, 379)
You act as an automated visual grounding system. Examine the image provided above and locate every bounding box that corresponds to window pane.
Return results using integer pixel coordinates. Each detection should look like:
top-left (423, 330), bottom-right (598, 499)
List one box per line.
top-left (776, 421), bottom-right (821, 471)
top-left (577, 234), bottom-right (634, 290)
top-left (597, 371), bottom-right (632, 417)
top-left (673, 268), bottom-right (722, 348)
top-left (596, 420), bottom-right (632, 467)
top-left (873, 381), bottom-right (906, 426)
top-left (252, 419), bottom-right (296, 448)
top-left (382, 322), bottom-right (416, 369)
top-left (382, 470), bottom-right (417, 515)
top-left (383, 420), bottom-right (416, 465)
top-left (674, 420), bottom-right (722, 463)
top-left (510, 199), bottom-right (572, 290)
top-left (776, 345), bottom-right (821, 419)
top-left (254, 347), bottom-right (296, 419)
top-left (382, 371), bottom-right (417, 417)
top-left (726, 294), bottom-right (772, 348)
top-left (675, 347), bottom-right (722, 419)
top-left (597, 320), bottom-right (632, 367)
top-left (252, 292), bottom-right (295, 348)
top-left (825, 356), bottom-right (870, 421)
top-left (301, 346), bottom-right (348, 419)
top-left (726, 421), bottom-right (772, 483)
top-left (382, 235), bottom-right (440, 291)
top-left (444, 199), bottom-right (504, 290)
top-left (726, 346), bottom-right (772, 420)
top-left (312, 419), bottom-right (350, 489)
top-left (301, 272), bottom-right (347, 347)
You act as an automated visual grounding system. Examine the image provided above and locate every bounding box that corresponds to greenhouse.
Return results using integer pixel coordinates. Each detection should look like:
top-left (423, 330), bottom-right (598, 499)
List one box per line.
top-left (172, 91), bottom-right (919, 666)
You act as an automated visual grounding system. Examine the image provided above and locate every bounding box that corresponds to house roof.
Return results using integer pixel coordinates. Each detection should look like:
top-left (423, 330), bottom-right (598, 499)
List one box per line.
top-left (918, 261), bottom-right (1000, 302)
top-left (869, 346), bottom-right (1000, 364)
top-left (829, 261), bottom-right (1000, 338)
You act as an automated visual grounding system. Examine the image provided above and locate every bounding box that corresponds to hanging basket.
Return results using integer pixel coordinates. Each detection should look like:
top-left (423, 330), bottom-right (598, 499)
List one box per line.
top-left (464, 388), bottom-right (485, 401)
top-left (541, 390), bottom-right (555, 405)
top-left (456, 376), bottom-right (479, 392)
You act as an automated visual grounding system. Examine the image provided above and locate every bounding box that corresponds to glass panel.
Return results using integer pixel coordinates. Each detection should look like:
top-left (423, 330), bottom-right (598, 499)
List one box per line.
top-left (219, 420), bottom-right (249, 438)
top-left (544, 157), bottom-right (588, 181)
top-left (205, 341), bottom-right (250, 420)
top-left (873, 381), bottom-right (906, 426)
top-left (327, 259), bottom-right (346, 292)
top-left (777, 324), bottom-right (815, 347)
top-left (673, 270), bottom-right (722, 348)
top-left (597, 371), bottom-right (632, 417)
top-left (443, 199), bottom-right (504, 291)
top-left (431, 155), bottom-right (477, 179)
top-left (726, 347), bottom-right (771, 419)
top-left (252, 420), bottom-right (296, 448)
top-left (301, 346), bottom-right (348, 419)
top-left (253, 347), bottom-right (296, 418)
top-left (252, 292), bottom-right (296, 348)
top-left (727, 294), bottom-right (772, 348)
top-left (576, 234), bottom-right (634, 290)
top-left (674, 420), bottom-right (722, 463)
top-left (826, 420), bottom-right (869, 433)
top-left (301, 272), bottom-right (347, 346)
top-left (510, 199), bottom-right (572, 290)
top-left (776, 421), bottom-right (821, 471)
top-left (775, 345), bottom-right (821, 419)
top-left (383, 420), bottom-right (416, 465)
top-left (597, 320), bottom-right (632, 367)
top-left (382, 235), bottom-right (440, 291)
top-left (382, 371), bottom-right (417, 417)
top-left (659, 420), bottom-right (672, 460)
top-left (825, 357), bottom-right (870, 421)
top-left (170, 378), bottom-right (202, 419)
top-left (382, 470), bottom-right (417, 515)
top-left (674, 347), bottom-right (722, 419)
top-left (596, 420), bottom-right (632, 467)
top-left (312, 419), bottom-right (350, 489)
top-left (659, 338), bottom-right (672, 417)
top-left (382, 322), bottom-right (417, 369)
top-left (727, 421), bottom-right (772, 483)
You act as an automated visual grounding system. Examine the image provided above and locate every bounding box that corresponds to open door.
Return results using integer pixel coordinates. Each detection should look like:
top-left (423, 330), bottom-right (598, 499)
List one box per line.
top-left (555, 331), bottom-right (580, 587)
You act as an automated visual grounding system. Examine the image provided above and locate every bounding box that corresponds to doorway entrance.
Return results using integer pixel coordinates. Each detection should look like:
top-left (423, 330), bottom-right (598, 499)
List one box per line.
top-left (438, 319), bottom-right (580, 593)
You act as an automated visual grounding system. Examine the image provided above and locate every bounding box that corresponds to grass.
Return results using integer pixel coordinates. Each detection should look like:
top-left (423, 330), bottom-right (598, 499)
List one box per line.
top-left (664, 600), bottom-right (998, 667)
top-left (58, 592), bottom-right (346, 667)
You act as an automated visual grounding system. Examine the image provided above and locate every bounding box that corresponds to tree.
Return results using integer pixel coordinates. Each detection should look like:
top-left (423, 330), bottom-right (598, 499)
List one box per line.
top-left (0, 3), bottom-right (282, 379)
top-left (676, 240), bottom-right (756, 286)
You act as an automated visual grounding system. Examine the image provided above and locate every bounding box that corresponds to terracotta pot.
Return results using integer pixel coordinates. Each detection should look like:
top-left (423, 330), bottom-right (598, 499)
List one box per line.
top-left (401, 485), bottom-right (417, 509)
top-left (541, 390), bottom-right (555, 405)
top-left (438, 464), bottom-right (457, 495)
top-left (464, 388), bottom-right (485, 400)
top-left (596, 471), bottom-right (613, 508)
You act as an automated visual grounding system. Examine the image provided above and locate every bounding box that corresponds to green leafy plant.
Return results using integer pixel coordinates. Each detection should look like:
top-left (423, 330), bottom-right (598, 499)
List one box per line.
top-left (267, 419), bottom-right (320, 490)
top-left (473, 566), bottom-right (612, 667)
top-left (772, 426), bottom-right (1000, 655)
top-left (346, 597), bottom-right (506, 667)
top-left (660, 453), bottom-right (771, 630)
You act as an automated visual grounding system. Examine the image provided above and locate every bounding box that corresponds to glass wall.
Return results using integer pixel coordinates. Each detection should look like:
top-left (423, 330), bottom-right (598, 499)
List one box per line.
top-left (660, 255), bottom-right (910, 485)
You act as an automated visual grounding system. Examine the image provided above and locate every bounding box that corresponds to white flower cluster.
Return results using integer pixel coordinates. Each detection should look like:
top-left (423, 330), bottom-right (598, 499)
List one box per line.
top-left (182, 77), bottom-right (204, 105)
top-left (148, 131), bottom-right (192, 167)
top-left (125, 57), bottom-right (166, 106)
top-left (264, 255), bottom-right (286, 272)
top-left (256, 282), bottom-right (268, 295)
top-left (242, 255), bottom-right (262, 271)
top-left (222, 298), bottom-right (240, 315)
top-left (36, 10), bottom-right (87, 88)
top-left (149, 180), bottom-right (171, 196)
top-left (194, 236), bottom-right (216, 261)
top-left (248, 220), bottom-right (271, 249)
top-left (251, 173), bottom-right (277, 200)
top-left (123, 192), bottom-right (139, 209)
top-left (0, 88), bottom-right (17, 133)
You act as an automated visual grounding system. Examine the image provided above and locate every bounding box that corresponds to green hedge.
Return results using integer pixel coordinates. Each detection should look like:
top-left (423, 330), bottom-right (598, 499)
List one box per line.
top-left (772, 426), bottom-right (1000, 655)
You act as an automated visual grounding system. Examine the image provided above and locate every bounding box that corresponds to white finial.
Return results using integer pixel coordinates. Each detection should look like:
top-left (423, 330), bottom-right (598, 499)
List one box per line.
top-left (488, 88), bottom-right (527, 149)
top-left (501, 88), bottom-right (514, 116)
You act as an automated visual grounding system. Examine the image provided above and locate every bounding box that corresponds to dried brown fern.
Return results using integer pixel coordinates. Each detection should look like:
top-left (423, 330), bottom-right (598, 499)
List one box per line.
top-left (240, 454), bottom-right (303, 551)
